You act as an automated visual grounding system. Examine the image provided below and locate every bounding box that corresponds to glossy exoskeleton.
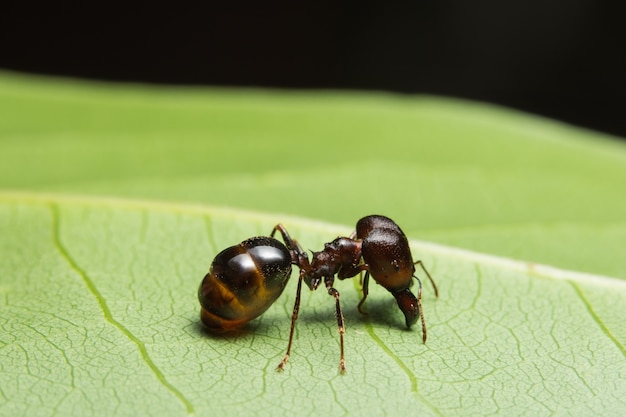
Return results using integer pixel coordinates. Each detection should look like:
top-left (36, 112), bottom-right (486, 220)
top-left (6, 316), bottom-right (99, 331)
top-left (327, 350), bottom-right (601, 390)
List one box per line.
top-left (197, 236), bottom-right (296, 330)
top-left (197, 215), bottom-right (438, 373)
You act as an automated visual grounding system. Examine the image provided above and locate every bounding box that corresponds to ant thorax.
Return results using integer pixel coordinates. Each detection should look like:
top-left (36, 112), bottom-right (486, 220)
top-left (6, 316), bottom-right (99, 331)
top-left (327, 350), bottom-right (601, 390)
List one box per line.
top-left (304, 237), bottom-right (363, 289)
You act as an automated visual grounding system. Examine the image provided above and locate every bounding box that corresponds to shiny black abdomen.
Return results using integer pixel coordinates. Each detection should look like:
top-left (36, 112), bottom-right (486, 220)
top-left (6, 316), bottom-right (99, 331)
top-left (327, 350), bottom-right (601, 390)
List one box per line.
top-left (198, 236), bottom-right (292, 330)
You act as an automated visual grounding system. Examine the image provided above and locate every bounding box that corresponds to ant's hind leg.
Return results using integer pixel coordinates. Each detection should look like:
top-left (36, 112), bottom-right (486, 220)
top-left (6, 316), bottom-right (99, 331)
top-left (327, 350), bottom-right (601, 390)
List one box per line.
top-left (271, 224), bottom-right (301, 252)
top-left (271, 224), bottom-right (309, 267)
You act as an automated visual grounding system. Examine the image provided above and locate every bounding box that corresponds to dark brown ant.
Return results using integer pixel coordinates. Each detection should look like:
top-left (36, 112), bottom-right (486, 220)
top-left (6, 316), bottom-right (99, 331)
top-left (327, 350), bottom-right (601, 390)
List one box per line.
top-left (198, 215), bottom-right (438, 373)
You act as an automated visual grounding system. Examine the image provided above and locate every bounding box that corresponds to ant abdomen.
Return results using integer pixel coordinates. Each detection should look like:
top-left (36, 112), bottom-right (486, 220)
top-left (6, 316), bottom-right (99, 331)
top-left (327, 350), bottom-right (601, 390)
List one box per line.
top-left (198, 236), bottom-right (292, 331)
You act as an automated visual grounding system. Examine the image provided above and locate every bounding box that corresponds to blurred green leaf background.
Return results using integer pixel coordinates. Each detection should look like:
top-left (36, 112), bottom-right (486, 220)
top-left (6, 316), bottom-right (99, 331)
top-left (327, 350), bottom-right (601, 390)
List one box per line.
top-left (2, 71), bottom-right (625, 278)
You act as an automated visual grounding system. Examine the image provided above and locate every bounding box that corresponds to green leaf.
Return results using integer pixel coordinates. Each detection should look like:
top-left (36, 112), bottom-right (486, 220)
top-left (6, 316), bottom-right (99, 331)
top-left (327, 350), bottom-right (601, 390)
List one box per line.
top-left (1, 72), bottom-right (626, 416)
top-left (2, 71), bottom-right (625, 279)
top-left (2, 194), bottom-right (625, 417)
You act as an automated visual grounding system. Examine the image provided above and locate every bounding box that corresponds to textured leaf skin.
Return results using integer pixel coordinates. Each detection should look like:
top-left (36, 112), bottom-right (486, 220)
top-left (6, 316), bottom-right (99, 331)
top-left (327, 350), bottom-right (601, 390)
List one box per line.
top-left (1, 195), bottom-right (624, 417)
top-left (1, 72), bottom-right (626, 416)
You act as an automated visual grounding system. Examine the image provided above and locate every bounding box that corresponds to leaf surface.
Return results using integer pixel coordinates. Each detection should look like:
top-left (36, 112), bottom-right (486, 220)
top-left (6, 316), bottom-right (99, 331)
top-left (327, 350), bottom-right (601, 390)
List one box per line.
top-left (1, 194), bottom-right (625, 416)
top-left (1, 72), bottom-right (626, 416)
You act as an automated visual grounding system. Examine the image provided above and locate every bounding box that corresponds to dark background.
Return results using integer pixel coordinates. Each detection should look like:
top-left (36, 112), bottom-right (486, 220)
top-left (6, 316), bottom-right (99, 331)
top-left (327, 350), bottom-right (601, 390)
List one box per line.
top-left (1, 1), bottom-right (625, 138)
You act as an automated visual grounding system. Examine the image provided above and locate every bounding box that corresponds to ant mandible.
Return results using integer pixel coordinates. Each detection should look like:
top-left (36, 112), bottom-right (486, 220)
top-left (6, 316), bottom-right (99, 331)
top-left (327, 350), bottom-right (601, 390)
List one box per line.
top-left (197, 215), bottom-right (439, 373)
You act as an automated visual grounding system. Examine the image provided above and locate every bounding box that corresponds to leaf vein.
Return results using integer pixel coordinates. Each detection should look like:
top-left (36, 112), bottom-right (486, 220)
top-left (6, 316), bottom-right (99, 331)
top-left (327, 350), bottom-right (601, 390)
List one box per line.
top-left (351, 279), bottom-right (445, 416)
top-left (49, 203), bottom-right (195, 415)
top-left (569, 281), bottom-right (626, 358)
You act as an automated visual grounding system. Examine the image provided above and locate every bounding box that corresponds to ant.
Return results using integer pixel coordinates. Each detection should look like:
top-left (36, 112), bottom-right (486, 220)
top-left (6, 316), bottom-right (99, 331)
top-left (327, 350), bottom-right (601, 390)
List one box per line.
top-left (198, 215), bottom-right (438, 373)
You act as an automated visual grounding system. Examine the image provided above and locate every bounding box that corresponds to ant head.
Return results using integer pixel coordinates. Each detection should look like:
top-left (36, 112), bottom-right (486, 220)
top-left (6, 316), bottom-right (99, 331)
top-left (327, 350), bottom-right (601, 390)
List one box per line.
top-left (302, 250), bottom-right (327, 290)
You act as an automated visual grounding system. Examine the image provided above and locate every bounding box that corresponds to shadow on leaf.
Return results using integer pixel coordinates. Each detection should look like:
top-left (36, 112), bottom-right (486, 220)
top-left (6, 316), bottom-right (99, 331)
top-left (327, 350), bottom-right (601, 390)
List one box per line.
top-left (190, 317), bottom-right (261, 341)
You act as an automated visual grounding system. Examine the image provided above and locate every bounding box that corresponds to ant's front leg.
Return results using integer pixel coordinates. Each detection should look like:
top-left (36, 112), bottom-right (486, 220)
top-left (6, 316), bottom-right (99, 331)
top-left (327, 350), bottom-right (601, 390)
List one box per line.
top-left (324, 276), bottom-right (346, 374)
top-left (337, 263), bottom-right (370, 315)
top-left (414, 260), bottom-right (439, 298)
top-left (357, 271), bottom-right (370, 315)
